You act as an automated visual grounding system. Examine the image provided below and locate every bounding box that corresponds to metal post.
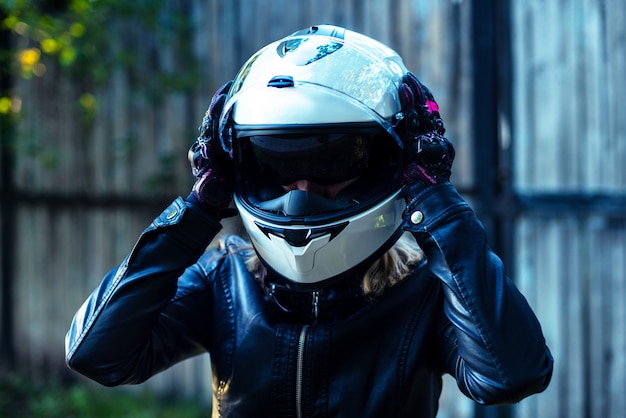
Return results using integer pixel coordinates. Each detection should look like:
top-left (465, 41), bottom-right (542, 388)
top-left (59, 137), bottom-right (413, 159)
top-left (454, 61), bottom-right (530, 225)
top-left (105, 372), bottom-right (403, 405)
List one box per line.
top-left (471, 0), bottom-right (513, 416)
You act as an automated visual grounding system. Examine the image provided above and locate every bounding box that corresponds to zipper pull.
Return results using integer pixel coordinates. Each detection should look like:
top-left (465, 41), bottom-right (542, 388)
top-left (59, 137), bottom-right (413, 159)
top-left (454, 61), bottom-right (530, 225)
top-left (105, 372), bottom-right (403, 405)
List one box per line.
top-left (311, 291), bottom-right (320, 321)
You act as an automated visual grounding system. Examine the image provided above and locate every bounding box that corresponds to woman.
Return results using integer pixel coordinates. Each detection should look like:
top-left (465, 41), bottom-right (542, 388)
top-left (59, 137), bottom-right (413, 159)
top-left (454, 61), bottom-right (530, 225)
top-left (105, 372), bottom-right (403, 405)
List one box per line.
top-left (65, 25), bottom-right (553, 417)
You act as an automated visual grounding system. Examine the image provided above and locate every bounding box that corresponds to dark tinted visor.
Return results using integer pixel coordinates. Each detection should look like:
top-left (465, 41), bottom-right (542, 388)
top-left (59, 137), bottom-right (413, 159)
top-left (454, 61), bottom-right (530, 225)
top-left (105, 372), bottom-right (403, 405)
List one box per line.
top-left (246, 133), bottom-right (374, 186)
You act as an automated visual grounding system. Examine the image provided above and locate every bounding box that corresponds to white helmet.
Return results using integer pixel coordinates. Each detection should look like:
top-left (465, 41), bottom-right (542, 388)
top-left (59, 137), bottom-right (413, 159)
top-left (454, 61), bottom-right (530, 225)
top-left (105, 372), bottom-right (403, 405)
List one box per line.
top-left (220, 25), bottom-right (412, 290)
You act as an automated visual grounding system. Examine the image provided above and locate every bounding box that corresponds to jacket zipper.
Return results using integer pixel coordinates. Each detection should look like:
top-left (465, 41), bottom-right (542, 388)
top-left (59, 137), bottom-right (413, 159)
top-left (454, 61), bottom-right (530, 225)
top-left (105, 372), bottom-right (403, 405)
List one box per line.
top-left (295, 291), bottom-right (320, 418)
top-left (296, 324), bottom-right (309, 418)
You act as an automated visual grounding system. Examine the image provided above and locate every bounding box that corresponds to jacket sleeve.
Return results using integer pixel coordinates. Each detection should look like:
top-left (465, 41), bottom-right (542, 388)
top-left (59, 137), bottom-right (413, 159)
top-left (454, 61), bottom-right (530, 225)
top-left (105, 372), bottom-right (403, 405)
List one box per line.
top-left (403, 183), bottom-right (553, 405)
top-left (65, 197), bottom-right (223, 386)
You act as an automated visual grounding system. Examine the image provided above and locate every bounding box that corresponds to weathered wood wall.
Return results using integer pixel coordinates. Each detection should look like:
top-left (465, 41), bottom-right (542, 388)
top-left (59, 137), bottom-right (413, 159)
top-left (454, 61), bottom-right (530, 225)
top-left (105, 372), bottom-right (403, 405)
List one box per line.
top-left (512, 1), bottom-right (626, 418)
top-left (4, 0), bottom-right (625, 417)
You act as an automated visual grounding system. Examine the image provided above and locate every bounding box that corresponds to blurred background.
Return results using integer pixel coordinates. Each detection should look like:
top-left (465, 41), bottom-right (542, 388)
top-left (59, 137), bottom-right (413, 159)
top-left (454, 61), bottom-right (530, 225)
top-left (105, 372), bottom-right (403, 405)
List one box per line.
top-left (1, 0), bottom-right (624, 417)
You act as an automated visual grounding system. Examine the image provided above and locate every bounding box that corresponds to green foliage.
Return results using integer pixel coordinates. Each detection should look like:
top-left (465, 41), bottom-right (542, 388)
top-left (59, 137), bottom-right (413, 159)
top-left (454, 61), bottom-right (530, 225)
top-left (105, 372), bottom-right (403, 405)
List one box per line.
top-left (1, 0), bottom-right (200, 113)
top-left (3, 0), bottom-right (162, 81)
top-left (0, 373), bottom-right (210, 418)
top-left (1, 1), bottom-right (200, 191)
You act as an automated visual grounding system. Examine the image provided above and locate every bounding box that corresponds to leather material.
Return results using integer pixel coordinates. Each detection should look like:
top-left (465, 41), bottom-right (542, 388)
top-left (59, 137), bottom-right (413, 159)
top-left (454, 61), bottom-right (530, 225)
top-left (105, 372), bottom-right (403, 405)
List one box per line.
top-left (66, 186), bottom-right (553, 417)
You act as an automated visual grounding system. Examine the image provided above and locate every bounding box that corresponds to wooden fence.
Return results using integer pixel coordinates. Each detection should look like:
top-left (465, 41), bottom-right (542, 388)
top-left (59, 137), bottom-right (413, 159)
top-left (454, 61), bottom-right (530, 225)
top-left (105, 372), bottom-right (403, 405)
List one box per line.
top-left (2, 1), bottom-right (625, 417)
top-left (512, 1), bottom-right (626, 417)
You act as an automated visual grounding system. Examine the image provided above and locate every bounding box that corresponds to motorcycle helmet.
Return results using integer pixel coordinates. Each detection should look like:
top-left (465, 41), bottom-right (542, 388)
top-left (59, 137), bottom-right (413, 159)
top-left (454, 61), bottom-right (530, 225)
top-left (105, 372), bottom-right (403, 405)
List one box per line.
top-left (219, 24), bottom-right (414, 289)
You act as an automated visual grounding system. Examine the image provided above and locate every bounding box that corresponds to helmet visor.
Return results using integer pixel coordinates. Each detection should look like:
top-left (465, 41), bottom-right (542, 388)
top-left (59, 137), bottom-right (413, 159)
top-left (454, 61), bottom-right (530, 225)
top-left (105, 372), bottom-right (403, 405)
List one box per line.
top-left (234, 128), bottom-right (403, 223)
top-left (247, 133), bottom-right (374, 186)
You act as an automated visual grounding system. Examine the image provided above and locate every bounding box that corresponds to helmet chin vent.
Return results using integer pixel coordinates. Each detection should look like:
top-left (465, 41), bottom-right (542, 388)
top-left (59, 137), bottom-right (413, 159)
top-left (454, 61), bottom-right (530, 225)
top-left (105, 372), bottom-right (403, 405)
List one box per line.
top-left (255, 221), bottom-right (348, 247)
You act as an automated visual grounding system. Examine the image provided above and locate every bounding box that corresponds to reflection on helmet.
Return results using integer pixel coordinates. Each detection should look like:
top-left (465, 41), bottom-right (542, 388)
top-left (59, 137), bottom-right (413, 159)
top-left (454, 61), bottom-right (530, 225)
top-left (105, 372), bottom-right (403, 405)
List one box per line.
top-left (223, 24), bottom-right (414, 289)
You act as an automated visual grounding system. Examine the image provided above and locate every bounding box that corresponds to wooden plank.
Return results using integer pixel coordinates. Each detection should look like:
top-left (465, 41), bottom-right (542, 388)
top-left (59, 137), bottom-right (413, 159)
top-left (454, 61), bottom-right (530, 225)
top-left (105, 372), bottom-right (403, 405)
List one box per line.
top-left (588, 216), bottom-right (617, 418)
top-left (564, 218), bottom-right (586, 418)
top-left (533, 219), bottom-right (561, 418)
top-left (605, 0), bottom-right (626, 189)
top-left (608, 220), bottom-right (626, 417)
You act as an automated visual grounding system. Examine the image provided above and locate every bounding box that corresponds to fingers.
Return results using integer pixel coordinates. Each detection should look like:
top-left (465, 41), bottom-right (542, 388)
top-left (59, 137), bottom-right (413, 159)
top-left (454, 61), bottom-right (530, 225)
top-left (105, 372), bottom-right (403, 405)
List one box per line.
top-left (399, 82), bottom-right (416, 111)
top-left (207, 80), bottom-right (233, 118)
top-left (188, 141), bottom-right (209, 178)
top-left (417, 133), bottom-right (455, 166)
top-left (216, 80), bottom-right (234, 97)
top-left (404, 73), bottom-right (424, 104)
top-left (208, 94), bottom-right (227, 120)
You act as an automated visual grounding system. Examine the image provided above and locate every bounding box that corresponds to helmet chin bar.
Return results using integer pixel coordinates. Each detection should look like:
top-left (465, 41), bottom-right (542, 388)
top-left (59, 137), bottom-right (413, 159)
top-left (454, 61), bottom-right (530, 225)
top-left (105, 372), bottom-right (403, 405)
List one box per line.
top-left (258, 224), bottom-right (404, 293)
top-left (235, 191), bottom-right (406, 288)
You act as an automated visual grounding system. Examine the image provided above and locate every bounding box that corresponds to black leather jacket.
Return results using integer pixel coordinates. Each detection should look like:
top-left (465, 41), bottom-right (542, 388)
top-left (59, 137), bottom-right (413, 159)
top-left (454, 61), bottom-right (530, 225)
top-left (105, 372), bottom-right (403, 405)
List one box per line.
top-left (65, 184), bottom-right (553, 417)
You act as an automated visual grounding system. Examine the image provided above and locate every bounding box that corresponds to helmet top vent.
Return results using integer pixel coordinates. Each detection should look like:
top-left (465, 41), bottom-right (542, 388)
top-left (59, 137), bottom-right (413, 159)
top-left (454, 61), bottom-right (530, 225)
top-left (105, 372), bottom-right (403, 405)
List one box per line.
top-left (267, 75), bottom-right (295, 88)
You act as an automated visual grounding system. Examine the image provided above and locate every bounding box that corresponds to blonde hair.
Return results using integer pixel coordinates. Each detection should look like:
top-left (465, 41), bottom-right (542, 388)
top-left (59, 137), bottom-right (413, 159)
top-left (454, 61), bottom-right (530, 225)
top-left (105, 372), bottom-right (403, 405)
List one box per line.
top-left (360, 233), bottom-right (424, 297)
top-left (227, 232), bottom-right (424, 298)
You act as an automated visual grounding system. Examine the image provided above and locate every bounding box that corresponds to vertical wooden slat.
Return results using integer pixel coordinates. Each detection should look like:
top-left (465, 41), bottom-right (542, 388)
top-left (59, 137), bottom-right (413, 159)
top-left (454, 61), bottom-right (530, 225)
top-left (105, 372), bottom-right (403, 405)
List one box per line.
top-left (534, 219), bottom-right (561, 418)
top-left (606, 0), bottom-right (626, 189)
top-left (609, 220), bottom-right (626, 417)
top-left (588, 216), bottom-right (614, 418)
top-left (565, 218), bottom-right (586, 418)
